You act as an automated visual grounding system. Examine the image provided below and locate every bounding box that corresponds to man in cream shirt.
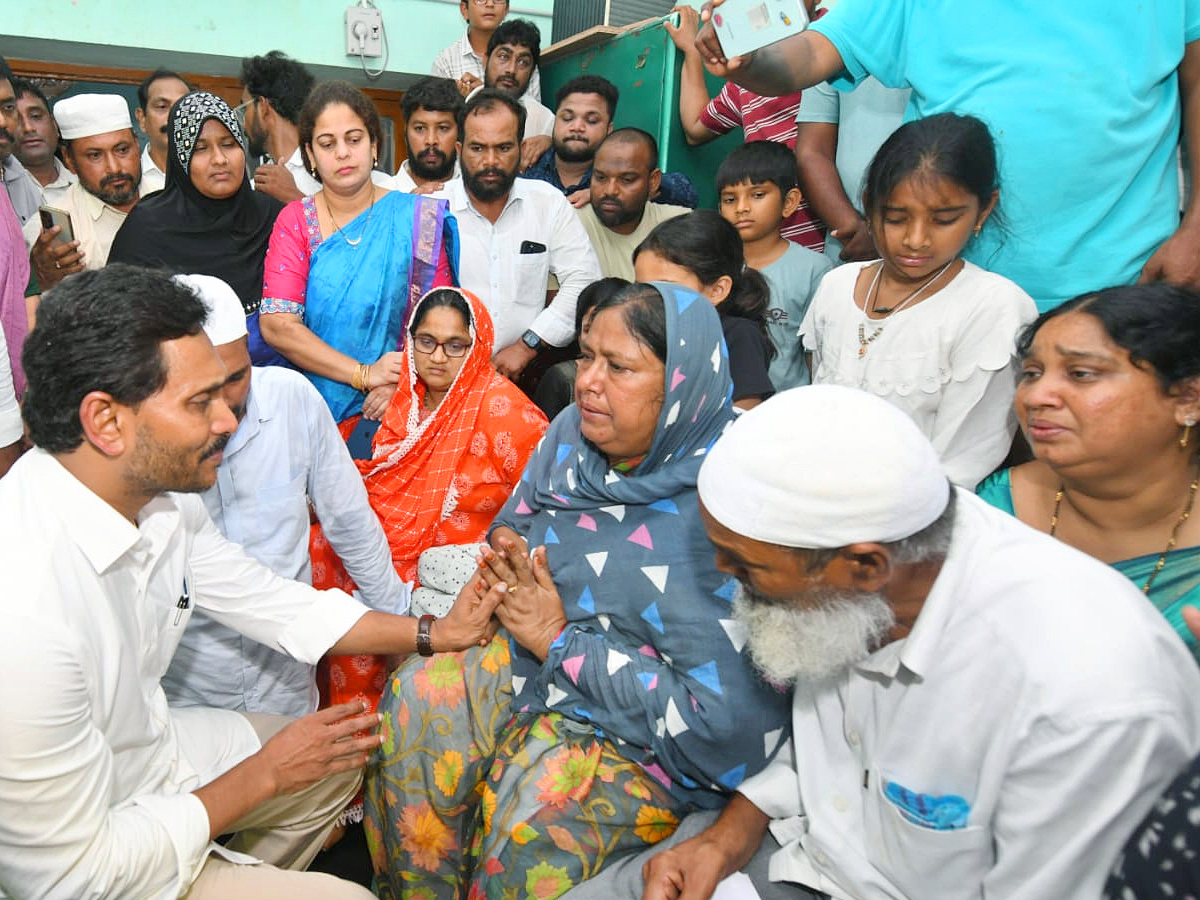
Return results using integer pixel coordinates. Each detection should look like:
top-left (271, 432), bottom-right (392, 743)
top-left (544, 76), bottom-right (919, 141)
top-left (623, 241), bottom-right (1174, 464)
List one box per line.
top-left (24, 93), bottom-right (140, 290)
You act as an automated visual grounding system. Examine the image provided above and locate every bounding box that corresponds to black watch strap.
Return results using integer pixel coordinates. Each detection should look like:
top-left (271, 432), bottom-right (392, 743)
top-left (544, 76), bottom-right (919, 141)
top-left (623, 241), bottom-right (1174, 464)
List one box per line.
top-left (521, 329), bottom-right (543, 351)
top-left (417, 614), bottom-right (436, 657)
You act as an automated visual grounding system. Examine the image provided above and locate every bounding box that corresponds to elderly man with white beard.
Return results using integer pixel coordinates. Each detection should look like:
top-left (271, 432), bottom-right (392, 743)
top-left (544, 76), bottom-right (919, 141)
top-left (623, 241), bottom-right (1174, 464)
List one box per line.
top-left (564, 385), bottom-right (1200, 900)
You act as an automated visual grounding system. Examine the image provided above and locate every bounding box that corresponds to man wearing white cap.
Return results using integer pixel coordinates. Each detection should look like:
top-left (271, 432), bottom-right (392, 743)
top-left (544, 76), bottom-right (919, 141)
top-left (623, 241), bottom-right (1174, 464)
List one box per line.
top-left (24, 92), bottom-right (141, 290)
top-left (162, 274), bottom-right (410, 718)
top-left (579, 385), bottom-right (1200, 900)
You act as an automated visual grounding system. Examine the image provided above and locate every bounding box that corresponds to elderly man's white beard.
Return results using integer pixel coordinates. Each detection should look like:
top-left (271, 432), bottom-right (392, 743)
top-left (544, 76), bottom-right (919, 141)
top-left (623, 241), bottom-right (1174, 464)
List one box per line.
top-left (733, 582), bottom-right (897, 686)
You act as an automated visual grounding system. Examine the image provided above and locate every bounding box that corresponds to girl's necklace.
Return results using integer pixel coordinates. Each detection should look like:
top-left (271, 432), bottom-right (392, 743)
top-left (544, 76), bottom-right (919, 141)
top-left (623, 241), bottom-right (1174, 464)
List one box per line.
top-left (1049, 473), bottom-right (1199, 595)
top-left (856, 260), bottom-right (955, 358)
top-left (324, 188), bottom-right (376, 248)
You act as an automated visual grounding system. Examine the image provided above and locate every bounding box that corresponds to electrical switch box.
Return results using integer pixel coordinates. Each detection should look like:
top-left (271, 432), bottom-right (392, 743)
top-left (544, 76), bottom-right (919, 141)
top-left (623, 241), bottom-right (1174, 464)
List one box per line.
top-left (345, 6), bottom-right (383, 58)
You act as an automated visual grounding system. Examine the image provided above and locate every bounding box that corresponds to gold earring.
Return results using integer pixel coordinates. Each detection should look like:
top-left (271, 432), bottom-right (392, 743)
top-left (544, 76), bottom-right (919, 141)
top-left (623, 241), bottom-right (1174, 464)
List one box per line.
top-left (1183, 419), bottom-right (1196, 450)
top-left (973, 225), bottom-right (982, 237)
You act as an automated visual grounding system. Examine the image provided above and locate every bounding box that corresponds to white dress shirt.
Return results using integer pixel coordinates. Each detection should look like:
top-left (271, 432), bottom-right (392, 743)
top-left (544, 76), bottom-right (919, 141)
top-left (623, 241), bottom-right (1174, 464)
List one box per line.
top-left (738, 491), bottom-right (1200, 900)
top-left (21, 180), bottom-right (127, 265)
top-left (163, 367), bottom-right (409, 717)
top-left (448, 176), bottom-right (602, 349)
top-left (28, 156), bottom-right (77, 207)
top-left (0, 449), bottom-right (368, 900)
top-left (140, 142), bottom-right (166, 196)
top-left (432, 26), bottom-right (542, 102)
top-left (0, 322), bottom-right (19, 445)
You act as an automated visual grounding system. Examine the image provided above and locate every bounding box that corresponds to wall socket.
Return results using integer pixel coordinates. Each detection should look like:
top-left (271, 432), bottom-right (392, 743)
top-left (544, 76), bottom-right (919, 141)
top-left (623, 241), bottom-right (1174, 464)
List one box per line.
top-left (345, 6), bottom-right (383, 58)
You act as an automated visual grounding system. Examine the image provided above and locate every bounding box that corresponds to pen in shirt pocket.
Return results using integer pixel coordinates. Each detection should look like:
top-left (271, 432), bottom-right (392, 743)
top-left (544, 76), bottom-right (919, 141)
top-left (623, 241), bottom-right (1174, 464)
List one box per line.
top-left (175, 576), bottom-right (191, 625)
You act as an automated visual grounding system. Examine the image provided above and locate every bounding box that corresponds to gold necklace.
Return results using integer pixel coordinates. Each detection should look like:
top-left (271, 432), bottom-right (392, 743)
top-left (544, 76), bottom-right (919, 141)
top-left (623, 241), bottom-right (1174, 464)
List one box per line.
top-left (856, 260), bottom-right (955, 358)
top-left (324, 188), bottom-right (376, 248)
top-left (1049, 475), bottom-right (1199, 595)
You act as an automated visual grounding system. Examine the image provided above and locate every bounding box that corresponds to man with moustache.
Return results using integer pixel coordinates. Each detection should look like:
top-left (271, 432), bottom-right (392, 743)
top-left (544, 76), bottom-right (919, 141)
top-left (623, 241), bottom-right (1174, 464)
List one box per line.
top-left (522, 75), bottom-right (697, 209)
top-left (0, 264), bottom-right (500, 898)
top-left (474, 19), bottom-right (555, 169)
top-left (568, 386), bottom-right (1200, 900)
top-left (23, 93), bottom-right (141, 291)
top-left (432, 0), bottom-right (543, 102)
top-left (12, 79), bottom-right (76, 205)
top-left (161, 274), bottom-right (408, 718)
top-left (394, 76), bottom-right (463, 196)
top-left (447, 89), bottom-right (600, 380)
top-left (135, 68), bottom-right (191, 196)
top-left (575, 129), bottom-right (688, 280)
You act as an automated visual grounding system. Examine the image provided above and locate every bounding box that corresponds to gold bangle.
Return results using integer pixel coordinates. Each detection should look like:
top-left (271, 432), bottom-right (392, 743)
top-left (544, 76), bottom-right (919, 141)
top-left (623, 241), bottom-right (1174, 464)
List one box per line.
top-left (361, 362), bottom-right (372, 393)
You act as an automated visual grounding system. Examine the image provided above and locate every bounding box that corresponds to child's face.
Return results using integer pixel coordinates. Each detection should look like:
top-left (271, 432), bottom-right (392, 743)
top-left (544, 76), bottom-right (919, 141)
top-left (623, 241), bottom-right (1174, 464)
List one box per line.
top-left (718, 180), bottom-right (796, 244)
top-left (869, 173), bottom-right (996, 284)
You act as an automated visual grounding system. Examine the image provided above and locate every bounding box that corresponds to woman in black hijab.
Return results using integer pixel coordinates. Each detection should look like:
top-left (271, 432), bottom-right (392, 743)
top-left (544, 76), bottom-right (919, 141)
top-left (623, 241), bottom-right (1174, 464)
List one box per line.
top-left (109, 91), bottom-right (284, 363)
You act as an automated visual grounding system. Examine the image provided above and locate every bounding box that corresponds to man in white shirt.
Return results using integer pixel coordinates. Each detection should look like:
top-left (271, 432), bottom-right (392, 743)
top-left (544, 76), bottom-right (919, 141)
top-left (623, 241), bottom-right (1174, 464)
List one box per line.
top-left (0, 264), bottom-right (501, 899)
top-left (24, 93), bottom-right (141, 291)
top-left (431, 0), bottom-right (542, 102)
top-left (577, 386), bottom-right (1200, 900)
top-left (162, 274), bottom-right (410, 718)
top-left (135, 68), bottom-right (191, 196)
top-left (240, 50), bottom-right (318, 202)
top-left (394, 76), bottom-right (464, 196)
top-left (449, 89), bottom-right (601, 380)
top-left (12, 79), bottom-right (76, 206)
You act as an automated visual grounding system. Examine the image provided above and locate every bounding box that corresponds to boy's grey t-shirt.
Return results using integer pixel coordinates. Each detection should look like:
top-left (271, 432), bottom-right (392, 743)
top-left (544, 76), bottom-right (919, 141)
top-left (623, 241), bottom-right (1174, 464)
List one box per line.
top-left (760, 242), bottom-right (835, 391)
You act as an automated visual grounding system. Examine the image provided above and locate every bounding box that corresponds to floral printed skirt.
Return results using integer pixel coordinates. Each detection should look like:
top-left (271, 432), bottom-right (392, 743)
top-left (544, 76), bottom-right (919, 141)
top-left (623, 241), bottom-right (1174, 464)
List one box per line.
top-left (365, 636), bottom-right (686, 900)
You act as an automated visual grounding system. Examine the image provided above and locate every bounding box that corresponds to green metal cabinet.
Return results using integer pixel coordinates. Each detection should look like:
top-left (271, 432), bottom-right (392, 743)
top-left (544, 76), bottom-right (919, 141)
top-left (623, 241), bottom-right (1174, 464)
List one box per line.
top-left (540, 16), bottom-right (743, 210)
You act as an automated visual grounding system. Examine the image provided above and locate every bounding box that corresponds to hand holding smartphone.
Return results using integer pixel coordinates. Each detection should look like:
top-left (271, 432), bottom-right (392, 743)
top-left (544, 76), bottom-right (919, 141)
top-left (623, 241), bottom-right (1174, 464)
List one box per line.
top-left (710, 0), bottom-right (809, 59)
top-left (38, 205), bottom-right (75, 245)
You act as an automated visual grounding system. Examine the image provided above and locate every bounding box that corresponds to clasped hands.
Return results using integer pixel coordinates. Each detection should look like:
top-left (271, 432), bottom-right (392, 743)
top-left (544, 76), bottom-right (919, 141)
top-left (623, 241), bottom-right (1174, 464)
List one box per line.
top-left (472, 525), bottom-right (567, 661)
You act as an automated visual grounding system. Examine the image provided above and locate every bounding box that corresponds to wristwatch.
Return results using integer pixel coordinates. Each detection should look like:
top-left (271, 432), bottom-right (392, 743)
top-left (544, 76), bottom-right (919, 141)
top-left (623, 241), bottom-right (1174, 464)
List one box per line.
top-left (520, 329), bottom-right (544, 352)
top-left (417, 614), bottom-right (436, 657)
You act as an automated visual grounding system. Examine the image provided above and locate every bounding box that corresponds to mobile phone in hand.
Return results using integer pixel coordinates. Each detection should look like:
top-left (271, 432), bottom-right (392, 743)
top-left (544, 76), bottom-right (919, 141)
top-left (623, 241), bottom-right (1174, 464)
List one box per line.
top-left (711, 0), bottom-right (809, 59)
top-left (38, 205), bottom-right (75, 244)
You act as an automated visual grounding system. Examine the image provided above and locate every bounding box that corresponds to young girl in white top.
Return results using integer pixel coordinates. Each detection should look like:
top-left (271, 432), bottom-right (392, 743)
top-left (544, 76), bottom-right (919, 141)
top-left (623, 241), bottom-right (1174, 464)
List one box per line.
top-left (801, 112), bottom-right (1036, 488)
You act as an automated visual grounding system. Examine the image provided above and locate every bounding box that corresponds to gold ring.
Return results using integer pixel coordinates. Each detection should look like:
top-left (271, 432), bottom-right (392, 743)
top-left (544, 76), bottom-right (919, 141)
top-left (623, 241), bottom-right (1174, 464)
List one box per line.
top-left (507, 585), bottom-right (519, 593)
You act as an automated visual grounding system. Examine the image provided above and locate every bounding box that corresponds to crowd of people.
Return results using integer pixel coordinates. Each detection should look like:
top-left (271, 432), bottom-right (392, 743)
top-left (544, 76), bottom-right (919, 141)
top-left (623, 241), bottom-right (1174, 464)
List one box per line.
top-left (3, 0), bottom-right (1200, 897)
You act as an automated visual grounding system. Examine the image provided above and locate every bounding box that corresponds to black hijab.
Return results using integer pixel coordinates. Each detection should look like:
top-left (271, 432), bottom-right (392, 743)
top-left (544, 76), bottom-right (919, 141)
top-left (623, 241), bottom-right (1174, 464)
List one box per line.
top-left (108, 91), bottom-right (283, 316)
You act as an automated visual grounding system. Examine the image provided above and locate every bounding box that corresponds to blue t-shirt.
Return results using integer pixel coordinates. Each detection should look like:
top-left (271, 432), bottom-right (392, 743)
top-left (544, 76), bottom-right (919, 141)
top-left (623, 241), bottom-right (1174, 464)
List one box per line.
top-left (812, 0), bottom-right (1200, 311)
top-left (758, 242), bottom-right (833, 390)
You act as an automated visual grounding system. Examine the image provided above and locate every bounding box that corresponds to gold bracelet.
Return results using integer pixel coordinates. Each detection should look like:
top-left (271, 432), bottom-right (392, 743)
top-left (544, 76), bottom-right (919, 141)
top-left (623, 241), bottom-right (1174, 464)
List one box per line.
top-left (350, 362), bottom-right (369, 393)
top-left (360, 362), bottom-right (372, 393)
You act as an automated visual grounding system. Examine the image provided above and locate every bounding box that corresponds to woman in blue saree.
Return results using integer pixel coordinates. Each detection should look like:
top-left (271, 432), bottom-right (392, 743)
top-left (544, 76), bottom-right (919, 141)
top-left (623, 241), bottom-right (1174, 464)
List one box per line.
top-left (363, 282), bottom-right (792, 899)
top-left (261, 81), bottom-right (457, 429)
top-left (977, 284), bottom-right (1200, 660)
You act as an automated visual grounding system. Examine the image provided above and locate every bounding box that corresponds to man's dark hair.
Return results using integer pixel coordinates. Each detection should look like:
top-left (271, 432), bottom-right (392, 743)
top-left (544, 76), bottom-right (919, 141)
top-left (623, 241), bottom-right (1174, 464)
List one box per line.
top-left (716, 140), bottom-right (800, 195)
top-left (602, 127), bottom-right (659, 165)
top-left (486, 19), bottom-right (541, 69)
top-left (458, 87), bottom-right (526, 145)
top-left (0, 56), bottom-right (13, 85)
top-left (137, 68), bottom-right (191, 111)
top-left (554, 75), bottom-right (619, 121)
top-left (12, 78), bottom-right (52, 115)
top-left (22, 265), bottom-right (208, 453)
top-left (240, 51), bottom-right (315, 125)
top-left (402, 76), bottom-right (465, 122)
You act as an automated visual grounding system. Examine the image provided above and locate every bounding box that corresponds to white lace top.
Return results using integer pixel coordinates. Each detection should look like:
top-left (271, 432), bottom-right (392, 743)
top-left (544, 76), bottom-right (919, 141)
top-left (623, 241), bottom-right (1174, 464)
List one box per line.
top-left (800, 260), bottom-right (1037, 488)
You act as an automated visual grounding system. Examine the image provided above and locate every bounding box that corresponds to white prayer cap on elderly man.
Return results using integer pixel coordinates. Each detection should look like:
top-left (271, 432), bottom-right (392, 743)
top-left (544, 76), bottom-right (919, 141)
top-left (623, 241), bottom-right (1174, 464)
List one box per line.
top-left (173, 274), bottom-right (248, 347)
top-left (53, 94), bottom-right (133, 141)
top-left (697, 385), bottom-right (951, 549)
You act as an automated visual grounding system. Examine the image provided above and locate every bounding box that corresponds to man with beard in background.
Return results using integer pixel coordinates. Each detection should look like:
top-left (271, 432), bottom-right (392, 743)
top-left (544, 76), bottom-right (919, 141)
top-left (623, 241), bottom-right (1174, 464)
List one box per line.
top-left (446, 88), bottom-right (599, 380)
top-left (575, 129), bottom-right (688, 281)
top-left (134, 68), bottom-right (191, 195)
top-left (239, 51), bottom-right (318, 202)
top-left (522, 75), bottom-right (698, 209)
top-left (565, 385), bottom-right (1200, 900)
top-left (24, 93), bottom-right (141, 290)
top-left (0, 73), bottom-right (43, 227)
top-left (393, 76), bottom-right (463, 196)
